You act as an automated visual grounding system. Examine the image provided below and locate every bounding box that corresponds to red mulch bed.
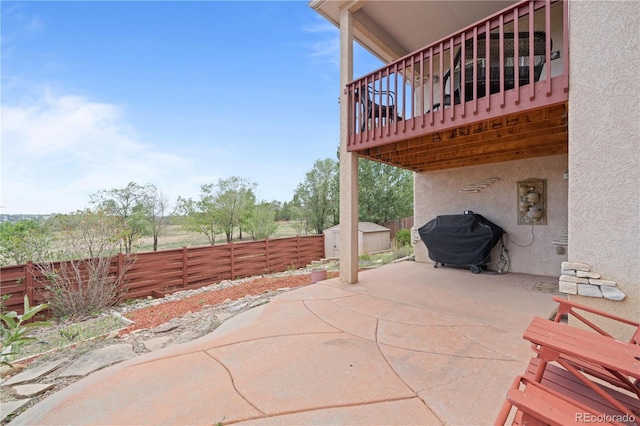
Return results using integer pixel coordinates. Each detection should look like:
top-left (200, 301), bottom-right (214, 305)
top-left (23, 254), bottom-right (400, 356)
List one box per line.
top-left (124, 272), bottom-right (338, 331)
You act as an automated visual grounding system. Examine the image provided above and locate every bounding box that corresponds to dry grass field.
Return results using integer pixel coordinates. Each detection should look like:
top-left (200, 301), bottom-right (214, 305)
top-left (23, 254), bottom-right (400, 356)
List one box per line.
top-left (135, 221), bottom-right (307, 253)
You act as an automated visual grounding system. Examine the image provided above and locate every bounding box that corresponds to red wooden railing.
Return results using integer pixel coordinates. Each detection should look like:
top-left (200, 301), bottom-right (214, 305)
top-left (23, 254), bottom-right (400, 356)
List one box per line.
top-left (346, 0), bottom-right (569, 151)
top-left (0, 235), bottom-right (324, 315)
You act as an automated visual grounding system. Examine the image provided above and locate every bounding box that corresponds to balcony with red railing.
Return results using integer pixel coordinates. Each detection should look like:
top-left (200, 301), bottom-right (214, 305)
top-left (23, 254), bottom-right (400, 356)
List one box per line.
top-left (346, 0), bottom-right (569, 172)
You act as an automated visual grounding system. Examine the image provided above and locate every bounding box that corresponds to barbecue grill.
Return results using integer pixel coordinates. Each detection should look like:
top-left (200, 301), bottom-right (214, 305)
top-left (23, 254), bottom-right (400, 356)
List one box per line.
top-left (418, 213), bottom-right (503, 274)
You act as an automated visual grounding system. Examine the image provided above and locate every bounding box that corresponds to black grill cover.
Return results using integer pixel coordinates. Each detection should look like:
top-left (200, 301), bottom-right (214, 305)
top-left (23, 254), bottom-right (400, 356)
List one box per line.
top-left (418, 213), bottom-right (503, 267)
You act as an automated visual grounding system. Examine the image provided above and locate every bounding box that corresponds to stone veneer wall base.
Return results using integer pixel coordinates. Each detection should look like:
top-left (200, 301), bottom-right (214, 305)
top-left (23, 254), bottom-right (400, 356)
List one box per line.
top-left (558, 261), bottom-right (626, 301)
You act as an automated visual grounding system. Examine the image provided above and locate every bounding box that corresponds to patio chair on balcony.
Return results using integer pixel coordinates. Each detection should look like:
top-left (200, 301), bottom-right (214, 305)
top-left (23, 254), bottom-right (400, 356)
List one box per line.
top-left (355, 85), bottom-right (402, 131)
top-left (434, 31), bottom-right (549, 110)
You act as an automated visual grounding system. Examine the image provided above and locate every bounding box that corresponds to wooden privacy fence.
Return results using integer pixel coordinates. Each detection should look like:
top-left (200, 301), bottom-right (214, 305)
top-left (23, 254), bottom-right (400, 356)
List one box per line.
top-left (1, 235), bottom-right (324, 315)
top-left (380, 217), bottom-right (414, 239)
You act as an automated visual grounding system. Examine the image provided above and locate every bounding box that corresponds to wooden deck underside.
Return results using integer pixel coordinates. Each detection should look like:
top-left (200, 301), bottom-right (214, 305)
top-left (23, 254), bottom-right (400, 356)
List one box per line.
top-left (357, 102), bottom-right (568, 172)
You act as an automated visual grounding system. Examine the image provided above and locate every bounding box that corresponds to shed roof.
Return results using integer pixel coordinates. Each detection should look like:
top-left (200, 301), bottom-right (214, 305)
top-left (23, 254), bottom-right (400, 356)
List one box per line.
top-left (323, 222), bottom-right (390, 233)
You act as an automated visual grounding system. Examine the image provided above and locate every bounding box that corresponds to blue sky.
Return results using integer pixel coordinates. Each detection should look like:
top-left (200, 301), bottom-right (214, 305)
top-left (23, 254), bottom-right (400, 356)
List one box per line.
top-left (1, 1), bottom-right (381, 215)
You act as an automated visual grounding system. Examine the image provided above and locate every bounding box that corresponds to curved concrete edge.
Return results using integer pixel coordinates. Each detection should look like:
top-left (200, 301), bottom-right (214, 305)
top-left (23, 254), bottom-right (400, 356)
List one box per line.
top-left (235, 397), bottom-right (443, 425)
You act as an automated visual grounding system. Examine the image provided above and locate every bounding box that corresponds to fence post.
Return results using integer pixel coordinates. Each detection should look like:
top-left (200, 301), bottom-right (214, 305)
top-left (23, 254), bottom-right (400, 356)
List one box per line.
top-left (117, 252), bottom-right (123, 278)
top-left (25, 262), bottom-right (34, 305)
top-left (116, 252), bottom-right (124, 296)
top-left (297, 236), bottom-right (301, 267)
top-left (230, 242), bottom-right (234, 280)
top-left (182, 246), bottom-right (188, 288)
top-left (265, 239), bottom-right (270, 273)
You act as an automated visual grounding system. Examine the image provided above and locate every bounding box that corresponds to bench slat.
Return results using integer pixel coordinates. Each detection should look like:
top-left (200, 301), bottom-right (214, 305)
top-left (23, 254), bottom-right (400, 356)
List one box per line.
top-left (507, 376), bottom-right (625, 426)
top-left (525, 358), bottom-right (640, 417)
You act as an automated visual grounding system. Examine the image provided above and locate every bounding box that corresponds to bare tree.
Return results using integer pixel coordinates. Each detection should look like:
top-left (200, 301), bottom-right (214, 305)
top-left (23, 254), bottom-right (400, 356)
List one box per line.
top-left (34, 210), bottom-right (134, 319)
top-left (148, 186), bottom-right (170, 251)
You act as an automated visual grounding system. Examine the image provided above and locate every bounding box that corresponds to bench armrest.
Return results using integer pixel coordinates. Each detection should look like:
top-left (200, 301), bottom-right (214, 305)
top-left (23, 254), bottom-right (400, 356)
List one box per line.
top-left (552, 296), bottom-right (639, 343)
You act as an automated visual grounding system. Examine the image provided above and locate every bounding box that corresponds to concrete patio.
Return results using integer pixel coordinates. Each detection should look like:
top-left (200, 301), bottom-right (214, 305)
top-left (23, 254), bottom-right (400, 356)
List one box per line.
top-left (11, 260), bottom-right (559, 425)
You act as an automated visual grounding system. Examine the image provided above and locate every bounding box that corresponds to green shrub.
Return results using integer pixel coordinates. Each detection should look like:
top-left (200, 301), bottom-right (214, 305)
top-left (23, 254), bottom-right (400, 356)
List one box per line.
top-left (1, 296), bottom-right (50, 367)
top-left (394, 229), bottom-right (411, 247)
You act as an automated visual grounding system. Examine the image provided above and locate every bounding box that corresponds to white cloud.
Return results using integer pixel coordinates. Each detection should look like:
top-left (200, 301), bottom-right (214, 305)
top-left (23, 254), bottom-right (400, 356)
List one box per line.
top-left (26, 16), bottom-right (43, 33)
top-left (304, 18), bottom-right (339, 67)
top-left (1, 90), bottom-right (191, 214)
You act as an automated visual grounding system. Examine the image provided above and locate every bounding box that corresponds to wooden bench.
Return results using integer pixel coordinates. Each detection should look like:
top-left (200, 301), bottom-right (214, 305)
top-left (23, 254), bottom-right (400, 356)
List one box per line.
top-left (496, 296), bottom-right (640, 426)
top-left (550, 296), bottom-right (640, 396)
top-left (525, 358), bottom-right (640, 417)
top-left (503, 375), bottom-right (633, 426)
top-left (497, 357), bottom-right (639, 425)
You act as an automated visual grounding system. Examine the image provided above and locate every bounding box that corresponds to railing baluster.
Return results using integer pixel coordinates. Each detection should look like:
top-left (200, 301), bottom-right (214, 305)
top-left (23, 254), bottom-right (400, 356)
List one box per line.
top-left (473, 26), bottom-right (478, 115)
top-left (499, 15), bottom-right (505, 108)
top-left (461, 32), bottom-right (466, 118)
top-left (378, 71), bottom-right (383, 139)
top-left (385, 71), bottom-right (389, 136)
top-left (429, 47), bottom-right (434, 125)
top-left (356, 81), bottom-right (362, 146)
top-left (439, 42), bottom-right (444, 124)
top-left (514, 8), bottom-right (520, 105)
top-left (367, 75), bottom-right (373, 140)
top-left (420, 51), bottom-right (425, 128)
top-left (394, 62), bottom-right (399, 134)
top-left (545, 0), bottom-right (552, 96)
top-left (410, 60), bottom-right (415, 130)
top-left (449, 36), bottom-right (455, 121)
top-left (485, 20), bottom-right (491, 112)
top-left (529, 1), bottom-right (535, 100)
top-left (402, 59), bottom-right (407, 133)
top-left (563, 0), bottom-right (569, 92)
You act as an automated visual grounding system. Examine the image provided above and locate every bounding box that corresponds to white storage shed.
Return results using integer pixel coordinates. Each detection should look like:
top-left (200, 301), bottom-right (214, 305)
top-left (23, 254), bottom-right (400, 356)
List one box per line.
top-left (323, 222), bottom-right (391, 258)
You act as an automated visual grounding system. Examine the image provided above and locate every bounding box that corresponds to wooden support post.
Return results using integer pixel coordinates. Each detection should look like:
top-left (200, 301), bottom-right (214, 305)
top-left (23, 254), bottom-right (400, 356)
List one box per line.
top-left (116, 252), bottom-right (124, 298)
top-left (182, 246), bottom-right (188, 288)
top-left (230, 242), bottom-right (234, 280)
top-left (25, 262), bottom-right (34, 306)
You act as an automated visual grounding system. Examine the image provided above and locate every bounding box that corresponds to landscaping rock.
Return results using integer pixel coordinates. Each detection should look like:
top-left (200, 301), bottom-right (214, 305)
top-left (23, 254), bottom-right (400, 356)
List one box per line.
top-left (153, 323), bottom-right (180, 333)
top-left (561, 262), bottom-right (590, 271)
top-left (558, 280), bottom-right (578, 295)
top-left (59, 344), bottom-right (136, 377)
top-left (2, 359), bottom-right (68, 387)
top-left (0, 363), bottom-right (27, 379)
top-left (559, 275), bottom-right (589, 284)
top-left (600, 286), bottom-right (626, 301)
top-left (577, 284), bottom-right (603, 298)
top-left (1, 399), bottom-right (31, 422)
top-left (143, 336), bottom-right (172, 352)
top-left (13, 383), bottom-right (55, 398)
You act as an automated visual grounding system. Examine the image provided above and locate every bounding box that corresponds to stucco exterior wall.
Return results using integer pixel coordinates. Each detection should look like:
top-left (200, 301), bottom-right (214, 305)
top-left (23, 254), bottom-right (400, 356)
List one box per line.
top-left (413, 154), bottom-right (568, 277)
top-left (567, 1), bottom-right (639, 334)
